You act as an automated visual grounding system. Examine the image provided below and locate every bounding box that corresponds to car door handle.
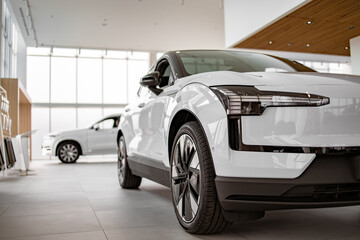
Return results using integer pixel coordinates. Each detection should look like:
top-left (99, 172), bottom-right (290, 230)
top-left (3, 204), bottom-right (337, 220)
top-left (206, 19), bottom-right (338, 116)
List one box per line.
top-left (138, 103), bottom-right (145, 108)
top-left (125, 108), bottom-right (130, 112)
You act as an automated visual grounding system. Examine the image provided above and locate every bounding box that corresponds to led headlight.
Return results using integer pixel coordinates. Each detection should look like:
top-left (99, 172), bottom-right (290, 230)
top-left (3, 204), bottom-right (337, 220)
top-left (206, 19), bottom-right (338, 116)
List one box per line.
top-left (44, 134), bottom-right (58, 140)
top-left (211, 86), bottom-right (330, 116)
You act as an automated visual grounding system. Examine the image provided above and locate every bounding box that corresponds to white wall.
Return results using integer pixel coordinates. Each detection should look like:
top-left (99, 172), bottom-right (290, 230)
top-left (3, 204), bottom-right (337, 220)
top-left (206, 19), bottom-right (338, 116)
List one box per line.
top-left (224, 0), bottom-right (308, 48)
top-left (350, 35), bottom-right (360, 75)
top-left (4, 0), bottom-right (28, 87)
top-left (16, 28), bottom-right (27, 87)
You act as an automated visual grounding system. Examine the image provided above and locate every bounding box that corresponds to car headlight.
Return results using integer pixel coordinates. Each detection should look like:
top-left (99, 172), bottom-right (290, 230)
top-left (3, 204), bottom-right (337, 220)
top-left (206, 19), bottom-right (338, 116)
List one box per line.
top-left (210, 86), bottom-right (330, 116)
top-left (44, 134), bottom-right (58, 140)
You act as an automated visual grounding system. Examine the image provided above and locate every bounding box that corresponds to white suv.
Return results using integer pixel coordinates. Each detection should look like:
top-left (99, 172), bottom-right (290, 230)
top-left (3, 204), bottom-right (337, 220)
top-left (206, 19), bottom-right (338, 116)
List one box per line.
top-left (42, 114), bottom-right (120, 163)
top-left (117, 50), bottom-right (360, 234)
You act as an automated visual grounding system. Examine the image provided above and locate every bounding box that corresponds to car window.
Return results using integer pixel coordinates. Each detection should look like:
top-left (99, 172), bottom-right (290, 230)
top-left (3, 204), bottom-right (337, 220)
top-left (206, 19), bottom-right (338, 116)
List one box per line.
top-left (177, 50), bottom-right (315, 75)
top-left (157, 60), bottom-right (173, 88)
top-left (99, 119), bottom-right (116, 129)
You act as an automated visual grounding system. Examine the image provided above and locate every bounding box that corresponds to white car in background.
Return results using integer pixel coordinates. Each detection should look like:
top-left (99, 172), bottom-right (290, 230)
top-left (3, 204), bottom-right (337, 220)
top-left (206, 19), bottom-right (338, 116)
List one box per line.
top-left (42, 114), bottom-right (121, 163)
top-left (117, 50), bottom-right (360, 234)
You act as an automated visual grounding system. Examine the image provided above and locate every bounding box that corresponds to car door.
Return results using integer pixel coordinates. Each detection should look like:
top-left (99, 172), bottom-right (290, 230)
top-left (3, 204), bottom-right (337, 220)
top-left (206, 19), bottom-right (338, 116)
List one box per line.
top-left (87, 117), bottom-right (118, 154)
top-left (132, 59), bottom-right (177, 164)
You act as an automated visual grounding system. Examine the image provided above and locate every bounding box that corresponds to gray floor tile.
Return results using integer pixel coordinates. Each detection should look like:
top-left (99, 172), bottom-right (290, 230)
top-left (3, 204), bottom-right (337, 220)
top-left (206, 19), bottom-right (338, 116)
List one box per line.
top-left (0, 212), bottom-right (102, 239)
top-left (88, 189), bottom-right (172, 211)
top-left (0, 204), bottom-right (10, 216)
top-left (229, 208), bottom-right (360, 240)
top-left (96, 206), bottom-right (178, 230)
top-left (23, 181), bottom-right (83, 194)
top-left (15, 191), bottom-right (88, 203)
top-left (106, 225), bottom-right (243, 240)
top-left (1, 159), bottom-right (359, 239)
top-left (1, 231), bottom-right (107, 240)
top-left (0, 191), bottom-right (22, 204)
top-left (2, 200), bottom-right (93, 217)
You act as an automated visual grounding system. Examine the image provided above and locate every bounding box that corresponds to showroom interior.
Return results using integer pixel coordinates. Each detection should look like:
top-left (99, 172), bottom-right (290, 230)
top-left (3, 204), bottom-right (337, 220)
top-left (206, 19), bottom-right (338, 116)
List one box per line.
top-left (0, 0), bottom-right (359, 239)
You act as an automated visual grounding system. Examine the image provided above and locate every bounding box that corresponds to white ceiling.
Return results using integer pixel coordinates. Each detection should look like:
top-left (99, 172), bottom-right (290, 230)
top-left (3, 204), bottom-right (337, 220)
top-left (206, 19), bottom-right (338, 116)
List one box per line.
top-left (10, 0), bottom-right (225, 52)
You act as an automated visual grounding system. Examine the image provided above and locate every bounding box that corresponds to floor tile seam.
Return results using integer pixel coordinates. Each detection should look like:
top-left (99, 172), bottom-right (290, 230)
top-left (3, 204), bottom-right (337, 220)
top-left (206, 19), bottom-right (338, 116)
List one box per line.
top-left (88, 198), bottom-right (109, 240)
top-left (93, 205), bottom-right (173, 214)
top-left (230, 229), bottom-right (250, 240)
top-left (0, 171), bottom-right (39, 217)
top-left (82, 179), bottom-right (109, 240)
top-left (0, 208), bottom-right (97, 219)
top-left (15, 190), bottom-right (87, 200)
top-left (0, 229), bottom-right (105, 240)
top-left (101, 222), bottom-right (180, 231)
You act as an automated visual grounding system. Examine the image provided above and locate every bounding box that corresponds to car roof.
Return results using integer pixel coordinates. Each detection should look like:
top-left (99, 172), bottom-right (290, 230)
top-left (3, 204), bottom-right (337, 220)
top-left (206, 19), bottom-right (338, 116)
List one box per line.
top-left (102, 113), bottom-right (121, 119)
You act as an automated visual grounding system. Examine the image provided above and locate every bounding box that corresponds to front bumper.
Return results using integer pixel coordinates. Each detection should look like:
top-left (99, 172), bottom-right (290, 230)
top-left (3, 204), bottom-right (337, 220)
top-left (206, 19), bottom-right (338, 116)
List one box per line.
top-left (215, 155), bottom-right (360, 212)
top-left (41, 145), bottom-right (52, 156)
top-left (42, 137), bottom-right (56, 156)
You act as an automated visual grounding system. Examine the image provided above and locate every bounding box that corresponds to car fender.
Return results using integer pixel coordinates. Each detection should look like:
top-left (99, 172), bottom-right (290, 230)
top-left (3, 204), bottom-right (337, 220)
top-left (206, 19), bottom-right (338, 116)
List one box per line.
top-left (118, 104), bottom-right (137, 153)
top-left (53, 136), bottom-right (87, 156)
top-left (166, 82), bottom-right (230, 173)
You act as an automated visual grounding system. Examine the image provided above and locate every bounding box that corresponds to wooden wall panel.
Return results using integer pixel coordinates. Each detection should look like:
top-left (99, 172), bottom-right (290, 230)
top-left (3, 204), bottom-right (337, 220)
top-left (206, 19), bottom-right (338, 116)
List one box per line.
top-left (0, 78), bottom-right (19, 137)
top-left (1, 78), bottom-right (32, 159)
top-left (234, 0), bottom-right (360, 56)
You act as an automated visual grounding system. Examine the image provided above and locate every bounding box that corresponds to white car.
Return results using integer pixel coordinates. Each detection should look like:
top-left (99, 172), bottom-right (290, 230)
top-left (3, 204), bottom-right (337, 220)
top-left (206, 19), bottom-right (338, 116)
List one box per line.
top-left (42, 114), bottom-right (121, 163)
top-left (117, 50), bottom-right (360, 234)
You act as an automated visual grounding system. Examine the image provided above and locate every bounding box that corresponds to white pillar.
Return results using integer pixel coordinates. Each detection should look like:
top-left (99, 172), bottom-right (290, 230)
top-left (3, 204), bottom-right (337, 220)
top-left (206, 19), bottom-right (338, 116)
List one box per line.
top-left (350, 35), bottom-right (360, 75)
top-left (0, 0), bottom-right (3, 77)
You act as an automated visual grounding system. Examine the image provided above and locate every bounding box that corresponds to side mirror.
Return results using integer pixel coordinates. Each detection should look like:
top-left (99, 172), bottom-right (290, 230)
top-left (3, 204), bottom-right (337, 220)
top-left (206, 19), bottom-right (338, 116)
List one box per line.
top-left (92, 124), bottom-right (100, 131)
top-left (140, 71), bottom-right (163, 95)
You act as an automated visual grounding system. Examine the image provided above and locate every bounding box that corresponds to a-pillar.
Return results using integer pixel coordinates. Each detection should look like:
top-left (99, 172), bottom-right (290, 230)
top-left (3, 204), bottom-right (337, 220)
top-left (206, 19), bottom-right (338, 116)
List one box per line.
top-left (350, 35), bottom-right (360, 75)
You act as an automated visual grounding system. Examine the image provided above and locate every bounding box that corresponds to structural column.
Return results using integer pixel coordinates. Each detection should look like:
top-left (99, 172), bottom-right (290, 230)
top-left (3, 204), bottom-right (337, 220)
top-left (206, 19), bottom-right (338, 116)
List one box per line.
top-left (350, 36), bottom-right (360, 75)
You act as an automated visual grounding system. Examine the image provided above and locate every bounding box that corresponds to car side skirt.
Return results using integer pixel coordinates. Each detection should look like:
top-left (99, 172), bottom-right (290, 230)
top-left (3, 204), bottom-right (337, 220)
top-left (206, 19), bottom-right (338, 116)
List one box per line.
top-left (127, 154), bottom-right (171, 187)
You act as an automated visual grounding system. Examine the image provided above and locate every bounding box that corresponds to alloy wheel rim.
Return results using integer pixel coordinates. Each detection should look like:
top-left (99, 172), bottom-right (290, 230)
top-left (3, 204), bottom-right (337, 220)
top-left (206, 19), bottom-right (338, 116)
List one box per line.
top-left (171, 134), bottom-right (201, 223)
top-left (59, 144), bottom-right (78, 162)
top-left (118, 140), bottom-right (125, 182)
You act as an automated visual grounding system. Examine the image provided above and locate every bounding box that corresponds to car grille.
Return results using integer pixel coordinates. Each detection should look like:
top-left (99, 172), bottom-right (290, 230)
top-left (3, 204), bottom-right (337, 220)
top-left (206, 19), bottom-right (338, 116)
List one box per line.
top-left (226, 183), bottom-right (360, 202)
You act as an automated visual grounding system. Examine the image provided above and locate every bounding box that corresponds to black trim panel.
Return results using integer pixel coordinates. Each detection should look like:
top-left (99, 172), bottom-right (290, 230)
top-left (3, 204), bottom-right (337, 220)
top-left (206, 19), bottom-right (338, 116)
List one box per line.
top-left (127, 154), bottom-right (171, 187)
top-left (215, 155), bottom-right (360, 211)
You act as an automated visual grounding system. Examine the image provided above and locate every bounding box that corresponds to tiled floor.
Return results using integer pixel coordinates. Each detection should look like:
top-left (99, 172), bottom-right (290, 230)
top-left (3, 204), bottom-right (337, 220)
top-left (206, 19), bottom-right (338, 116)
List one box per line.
top-left (0, 158), bottom-right (359, 240)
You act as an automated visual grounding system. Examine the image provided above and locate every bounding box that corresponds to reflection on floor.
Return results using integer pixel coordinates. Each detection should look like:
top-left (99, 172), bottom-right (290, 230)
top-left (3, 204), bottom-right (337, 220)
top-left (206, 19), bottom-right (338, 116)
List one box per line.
top-left (0, 158), bottom-right (359, 240)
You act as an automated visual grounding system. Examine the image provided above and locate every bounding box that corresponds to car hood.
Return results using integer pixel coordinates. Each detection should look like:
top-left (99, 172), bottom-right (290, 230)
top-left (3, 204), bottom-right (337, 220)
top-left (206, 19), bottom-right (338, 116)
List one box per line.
top-left (181, 71), bottom-right (360, 87)
top-left (47, 128), bottom-right (89, 137)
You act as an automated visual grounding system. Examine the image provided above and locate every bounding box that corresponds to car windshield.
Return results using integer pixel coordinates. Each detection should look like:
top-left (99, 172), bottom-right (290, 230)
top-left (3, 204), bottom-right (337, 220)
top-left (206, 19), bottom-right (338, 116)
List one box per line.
top-left (176, 50), bottom-right (315, 75)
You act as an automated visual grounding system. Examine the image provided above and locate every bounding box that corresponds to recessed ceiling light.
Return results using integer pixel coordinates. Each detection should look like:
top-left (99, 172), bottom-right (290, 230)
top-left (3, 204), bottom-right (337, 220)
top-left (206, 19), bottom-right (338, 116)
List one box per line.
top-left (306, 21), bottom-right (312, 25)
top-left (345, 46), bottom-right (349, 50)
top-left (268, 41), bottom-right (273, 44)
top-left (349, 26), bottom-right (355, 29)
top-left (306, 44), bottom-right (311, 47)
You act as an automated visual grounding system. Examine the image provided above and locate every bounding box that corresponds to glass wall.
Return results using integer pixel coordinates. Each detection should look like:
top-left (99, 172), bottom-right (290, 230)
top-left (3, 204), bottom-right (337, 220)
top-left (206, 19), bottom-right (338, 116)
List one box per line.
top-left (27, 47), bottom-right (150, 159)
top-left (1, 0), bottom-right (18, 78)
top-left (297, 60), bottom-right (351, 74)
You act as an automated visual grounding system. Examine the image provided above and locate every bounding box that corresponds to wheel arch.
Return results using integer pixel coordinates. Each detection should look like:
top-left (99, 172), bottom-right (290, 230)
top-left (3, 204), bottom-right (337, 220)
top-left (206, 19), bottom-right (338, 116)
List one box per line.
top-left (168, 109), bottom-right (203, 163)
top-left (55, 140), bottom-right (83, 156)
top-left (167, 83), bottom-right (230, 174)
top-left (117, 130), bottom-right (124, 144)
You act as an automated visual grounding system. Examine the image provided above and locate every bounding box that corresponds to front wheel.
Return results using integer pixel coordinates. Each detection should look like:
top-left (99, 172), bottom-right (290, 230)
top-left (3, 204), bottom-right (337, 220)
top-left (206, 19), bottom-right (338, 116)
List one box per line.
top-left (117, 136), bottom-right (142, 189)
top-left (170, 121), bottom-right (228, 234)
top-left (58, 142), bottom-right (80, 163)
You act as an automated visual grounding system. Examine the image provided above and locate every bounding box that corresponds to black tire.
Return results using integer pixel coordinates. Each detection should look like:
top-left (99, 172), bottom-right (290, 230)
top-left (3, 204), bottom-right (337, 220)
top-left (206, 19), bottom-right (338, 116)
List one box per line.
top-left (117, 136), bottom-right (142, 189)
top-left (57, 142), bottom-right (80, 163)
top-left (170, 121), bottom-right (228, 234)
